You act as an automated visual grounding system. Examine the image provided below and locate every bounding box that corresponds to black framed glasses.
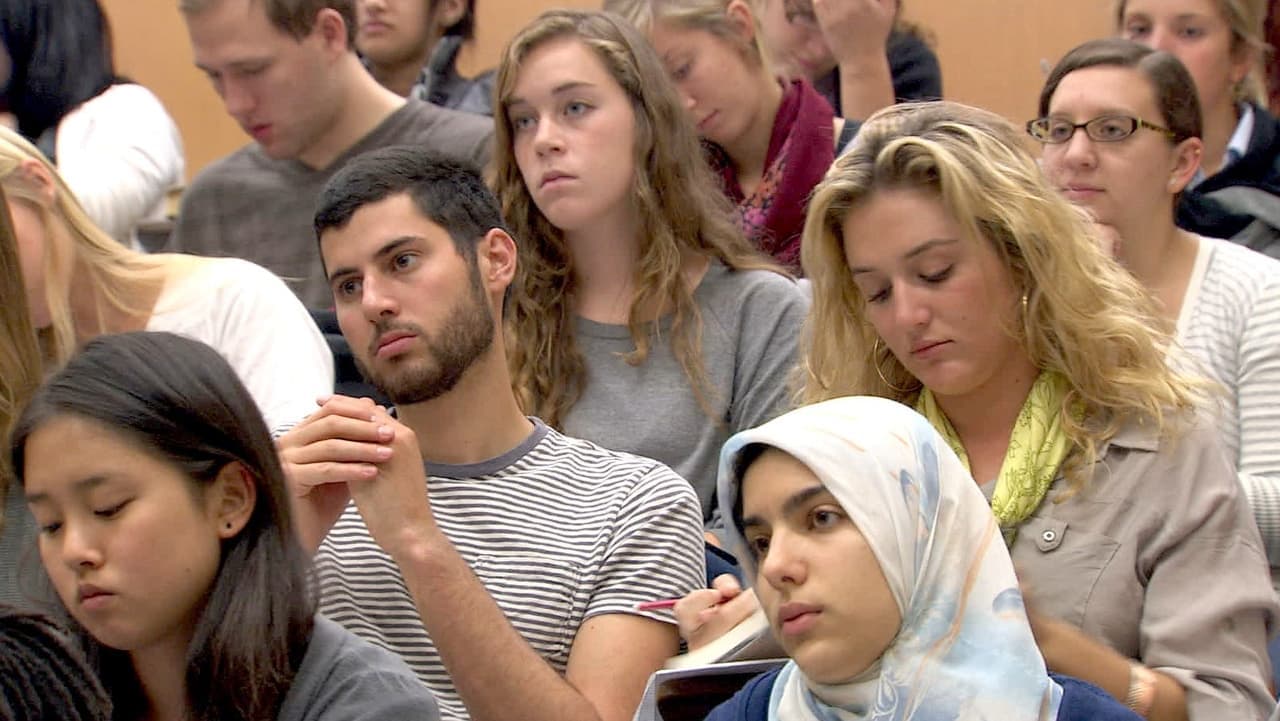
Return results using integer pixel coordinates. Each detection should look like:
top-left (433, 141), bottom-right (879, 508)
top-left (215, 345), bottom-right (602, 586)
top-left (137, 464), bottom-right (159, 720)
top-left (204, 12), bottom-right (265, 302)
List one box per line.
top-left (1026, 115), bottom-right (1177, 144)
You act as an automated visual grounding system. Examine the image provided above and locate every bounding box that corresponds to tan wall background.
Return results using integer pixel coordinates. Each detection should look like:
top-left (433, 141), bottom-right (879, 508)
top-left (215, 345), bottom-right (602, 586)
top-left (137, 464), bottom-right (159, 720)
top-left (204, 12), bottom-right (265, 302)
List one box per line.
top-left (99, 0), bottom-right (1114, 181)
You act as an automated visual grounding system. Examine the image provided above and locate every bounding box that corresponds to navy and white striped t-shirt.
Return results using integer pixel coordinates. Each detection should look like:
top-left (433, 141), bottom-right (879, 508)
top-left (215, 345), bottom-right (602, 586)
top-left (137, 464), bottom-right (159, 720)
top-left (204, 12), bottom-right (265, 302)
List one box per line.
top-left (314, 419), bottom-right (706, 721)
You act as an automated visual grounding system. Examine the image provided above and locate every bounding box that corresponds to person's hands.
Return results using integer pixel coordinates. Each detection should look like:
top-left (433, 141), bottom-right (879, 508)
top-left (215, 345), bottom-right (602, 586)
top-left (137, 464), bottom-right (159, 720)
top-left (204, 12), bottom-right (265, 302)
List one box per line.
top-left (674, 574), bottom-right (760, 650)
top-left (343, 404), bottom-right (440, 560)
top-left (813, 0), bottom-right (897, 66)
top-left (1018, 576), bottom-right (1080, 672)
top-left (277, 395), bottom-right (390, 551)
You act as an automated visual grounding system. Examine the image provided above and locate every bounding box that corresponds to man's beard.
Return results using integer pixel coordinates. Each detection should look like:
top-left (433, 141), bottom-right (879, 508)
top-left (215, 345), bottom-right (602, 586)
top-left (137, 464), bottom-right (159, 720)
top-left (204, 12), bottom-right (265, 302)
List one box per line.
top-left (356, 280), bottom-right (495, 406)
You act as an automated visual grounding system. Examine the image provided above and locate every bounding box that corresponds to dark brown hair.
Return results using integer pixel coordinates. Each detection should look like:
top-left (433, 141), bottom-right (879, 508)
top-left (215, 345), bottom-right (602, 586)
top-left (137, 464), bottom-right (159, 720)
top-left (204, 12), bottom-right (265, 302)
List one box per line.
top-left (10, 331), bottom-right (315, 721)
top-left (1039, 38), bottom-right (1202, 144)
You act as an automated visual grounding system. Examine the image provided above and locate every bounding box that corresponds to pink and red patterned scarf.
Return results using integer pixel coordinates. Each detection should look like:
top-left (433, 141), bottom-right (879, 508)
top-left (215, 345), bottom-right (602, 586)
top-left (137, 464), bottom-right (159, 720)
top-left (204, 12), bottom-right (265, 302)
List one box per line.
top-left (705, 79), bottom-right (836, 272)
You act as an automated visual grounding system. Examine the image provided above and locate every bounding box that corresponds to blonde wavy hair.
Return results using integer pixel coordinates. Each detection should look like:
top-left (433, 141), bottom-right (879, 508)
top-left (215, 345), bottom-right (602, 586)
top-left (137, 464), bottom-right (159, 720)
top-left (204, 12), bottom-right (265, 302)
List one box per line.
top-left (800, 101), bottom-right (1200, 490)
top-left (0, 186), bottom-right (41, 506)
top-left (0, 126), bottom-right (170, 369)
top-left (1116, 0), bottom-right (1271, 105)
top-left (604, 0), bottom-right (773, 71)
top-left (494, 9), bottom-right (779, 428)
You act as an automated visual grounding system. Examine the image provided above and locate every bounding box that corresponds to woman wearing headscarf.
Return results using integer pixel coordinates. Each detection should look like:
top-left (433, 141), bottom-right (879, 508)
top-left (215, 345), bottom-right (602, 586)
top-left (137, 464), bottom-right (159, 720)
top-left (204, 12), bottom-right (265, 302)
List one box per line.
top-left (705, 396), bottom-right (1138, 721)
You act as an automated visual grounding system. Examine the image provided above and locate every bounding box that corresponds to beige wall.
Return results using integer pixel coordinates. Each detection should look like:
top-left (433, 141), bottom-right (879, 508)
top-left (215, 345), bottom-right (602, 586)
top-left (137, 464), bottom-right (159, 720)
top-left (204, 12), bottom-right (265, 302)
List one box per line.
top-left (905, 0), bottom-right (1113, 123)
top-left (100, 1), bottom-right (245, 182)
top-left (100, 0), bottom-right (1114, 180)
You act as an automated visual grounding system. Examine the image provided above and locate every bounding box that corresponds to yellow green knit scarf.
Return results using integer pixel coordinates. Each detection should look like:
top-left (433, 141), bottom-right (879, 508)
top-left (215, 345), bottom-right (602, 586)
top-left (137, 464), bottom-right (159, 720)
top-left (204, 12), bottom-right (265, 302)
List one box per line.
top-left (915, 372), bottom-right (1074, 545)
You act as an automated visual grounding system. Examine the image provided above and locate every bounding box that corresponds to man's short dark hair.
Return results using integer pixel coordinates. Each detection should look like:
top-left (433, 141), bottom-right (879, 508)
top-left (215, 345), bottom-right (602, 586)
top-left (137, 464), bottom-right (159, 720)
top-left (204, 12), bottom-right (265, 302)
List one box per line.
top-left (314, 147), bottom-right (507, 263)
top-left (179, 0), bottom-right (358, 49)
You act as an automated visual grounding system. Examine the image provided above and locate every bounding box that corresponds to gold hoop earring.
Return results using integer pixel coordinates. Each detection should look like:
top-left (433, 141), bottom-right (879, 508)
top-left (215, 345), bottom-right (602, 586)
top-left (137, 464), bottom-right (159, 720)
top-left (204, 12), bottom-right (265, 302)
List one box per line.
top-left (872, 338), bottom-right (919, 394)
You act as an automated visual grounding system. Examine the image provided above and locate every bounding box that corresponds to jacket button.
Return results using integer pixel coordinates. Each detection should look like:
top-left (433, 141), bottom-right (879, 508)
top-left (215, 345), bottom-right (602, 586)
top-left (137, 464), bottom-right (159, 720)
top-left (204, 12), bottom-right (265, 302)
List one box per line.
top-left (1041, 529), bottom-right (1057, 543)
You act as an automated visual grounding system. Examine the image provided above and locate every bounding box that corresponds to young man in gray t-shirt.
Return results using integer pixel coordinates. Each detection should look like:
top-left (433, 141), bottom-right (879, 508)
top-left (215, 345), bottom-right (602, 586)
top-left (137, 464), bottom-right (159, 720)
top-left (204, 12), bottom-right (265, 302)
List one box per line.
top-left (171, 0), bottom-right (493, 308)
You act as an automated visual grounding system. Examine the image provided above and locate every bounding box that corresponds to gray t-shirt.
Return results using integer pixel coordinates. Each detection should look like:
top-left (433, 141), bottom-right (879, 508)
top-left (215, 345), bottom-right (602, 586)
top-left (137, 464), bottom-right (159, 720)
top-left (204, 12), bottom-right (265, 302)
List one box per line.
top-left (0, 488), bottom-right (42, 608)
top-left (561, 262), bottom-right (809, 525)
top-left (168, 99), bottom-right (493, 308)
top-left (278, 615), bottom-right (440, 721)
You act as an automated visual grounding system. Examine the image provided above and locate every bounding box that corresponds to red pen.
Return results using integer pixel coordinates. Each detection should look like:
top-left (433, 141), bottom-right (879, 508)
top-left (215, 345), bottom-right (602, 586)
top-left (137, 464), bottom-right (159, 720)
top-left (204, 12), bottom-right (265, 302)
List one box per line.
top-left (635, 598), bottom-right (680, 611)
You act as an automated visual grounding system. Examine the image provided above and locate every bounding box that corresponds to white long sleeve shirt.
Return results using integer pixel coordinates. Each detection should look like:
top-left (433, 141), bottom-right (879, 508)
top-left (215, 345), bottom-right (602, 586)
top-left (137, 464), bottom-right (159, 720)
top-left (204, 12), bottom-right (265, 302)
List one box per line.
top-left (1177, 234), bottom-right (1280, 570)
top-left (55, 83), bottom-right (184, 249)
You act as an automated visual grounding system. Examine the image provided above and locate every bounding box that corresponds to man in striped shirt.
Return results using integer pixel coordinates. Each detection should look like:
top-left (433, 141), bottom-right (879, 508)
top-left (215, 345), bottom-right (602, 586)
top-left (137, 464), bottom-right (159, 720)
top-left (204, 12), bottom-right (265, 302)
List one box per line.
top-left (277, 147), bottom-right (706, 721)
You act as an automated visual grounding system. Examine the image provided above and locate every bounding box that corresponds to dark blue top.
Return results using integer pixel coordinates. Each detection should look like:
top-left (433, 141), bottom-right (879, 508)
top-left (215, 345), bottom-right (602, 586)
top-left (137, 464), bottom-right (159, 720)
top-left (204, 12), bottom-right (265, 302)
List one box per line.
top-left (814, 30), bottom-right (943, 116)
top-left (1177, 102), bottom-right (1280, 258)
top-left (703, 668), bottom-right (1142, 721)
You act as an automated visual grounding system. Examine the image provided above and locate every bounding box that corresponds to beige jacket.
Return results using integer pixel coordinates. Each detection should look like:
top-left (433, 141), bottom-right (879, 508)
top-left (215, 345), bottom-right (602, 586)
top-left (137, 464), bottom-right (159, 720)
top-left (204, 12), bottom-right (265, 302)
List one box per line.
top-left (999, 416), bottom-right (1277, 720)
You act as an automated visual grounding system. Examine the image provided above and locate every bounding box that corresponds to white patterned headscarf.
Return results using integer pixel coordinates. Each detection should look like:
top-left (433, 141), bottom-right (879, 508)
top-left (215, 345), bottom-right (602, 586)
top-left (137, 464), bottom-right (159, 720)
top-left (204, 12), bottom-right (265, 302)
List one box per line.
top-left (717, 396), bottom-right (1062, 721)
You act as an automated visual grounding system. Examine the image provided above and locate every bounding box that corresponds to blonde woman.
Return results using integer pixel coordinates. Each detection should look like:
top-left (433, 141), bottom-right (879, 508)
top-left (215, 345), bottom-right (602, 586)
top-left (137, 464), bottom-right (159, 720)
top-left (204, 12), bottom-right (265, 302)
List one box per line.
top-left (0, 186), bottom-right (42, 608)
top-left (2, 126), bottom-right (333, 434)
top-left (0, 185), bottom-right (40, 466)
top-left (605, 0), bottom-right (857, 269)
top-left (494, 9), bottom-right (807, 529)
top-left (1118, 0), bottom-right (1280, 254)
top-left (0, 126), bottom-right (333, 603)
top-left (794, 100), bottom-right (1274, 719)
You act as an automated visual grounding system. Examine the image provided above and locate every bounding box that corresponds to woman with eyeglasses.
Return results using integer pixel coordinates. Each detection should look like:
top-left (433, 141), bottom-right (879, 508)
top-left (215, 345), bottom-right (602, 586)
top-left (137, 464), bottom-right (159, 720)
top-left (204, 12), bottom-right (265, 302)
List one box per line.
top-left (1034, 38), bottom-right (1280, 581)
top-left (1115, 0), bottom-right (1280, 256)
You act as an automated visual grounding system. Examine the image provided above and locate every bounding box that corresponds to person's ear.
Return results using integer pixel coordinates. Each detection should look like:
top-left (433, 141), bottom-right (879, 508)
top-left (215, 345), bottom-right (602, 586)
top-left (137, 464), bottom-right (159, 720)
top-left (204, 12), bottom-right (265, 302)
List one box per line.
top-left (476, 227), bottom-right (517, 298)
top-left (210, 462), bottom-right (258, 540)
top-left (314, 7), bottom-right (351, 55)
top-left (15, 159), bottom-right (56, 206)
top-left (1227, 42), bottom-right (1256, 91)
top-left (434, 0), bottom-right (468, 33)
top-left (724, 0), bottom-right (758, 46)
top-left (1168, 136), bottom-right (1203, 194)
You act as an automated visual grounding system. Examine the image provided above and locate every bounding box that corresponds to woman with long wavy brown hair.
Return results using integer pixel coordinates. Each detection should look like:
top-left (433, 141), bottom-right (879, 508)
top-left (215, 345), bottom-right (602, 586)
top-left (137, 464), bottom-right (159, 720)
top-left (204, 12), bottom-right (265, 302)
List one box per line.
top-left (493, 8), bottom-right (808, 528)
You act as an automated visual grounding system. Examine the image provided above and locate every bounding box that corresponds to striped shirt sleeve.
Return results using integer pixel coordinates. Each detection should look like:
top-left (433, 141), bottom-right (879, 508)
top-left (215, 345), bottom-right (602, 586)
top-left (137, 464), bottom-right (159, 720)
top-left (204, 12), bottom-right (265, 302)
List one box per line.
top-left (1235, 268), bottom-right (1280, 562)
top-left (586, 464), bottom-right (706, 623)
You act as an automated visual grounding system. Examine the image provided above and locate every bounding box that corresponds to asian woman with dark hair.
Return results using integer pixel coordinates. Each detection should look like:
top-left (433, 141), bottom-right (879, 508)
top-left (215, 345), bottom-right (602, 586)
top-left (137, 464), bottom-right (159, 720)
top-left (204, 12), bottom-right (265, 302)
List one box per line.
top-left (9, 331), bottom-right (439, 721)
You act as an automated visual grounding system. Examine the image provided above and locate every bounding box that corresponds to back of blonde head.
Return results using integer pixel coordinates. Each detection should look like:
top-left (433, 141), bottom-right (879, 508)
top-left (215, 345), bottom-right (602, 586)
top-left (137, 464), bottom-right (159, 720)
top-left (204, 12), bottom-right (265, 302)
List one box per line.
top-left (800, 101), bottom-right (1199, 487)
top-left (0, 126), bottom-right (167, 369)
top-left (493, 8), bottom-right (776, 428)
top-left (604, 0), bottom-right (772, 68)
